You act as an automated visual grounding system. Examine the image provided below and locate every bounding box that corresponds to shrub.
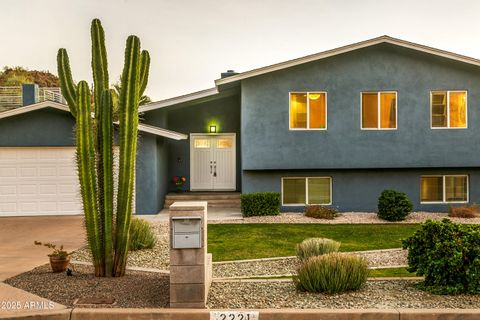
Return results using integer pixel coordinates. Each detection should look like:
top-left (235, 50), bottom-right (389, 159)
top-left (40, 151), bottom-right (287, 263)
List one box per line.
top-left (402, 219), bottom-right (480, 294)
top-left (448, 205), bottom-right (479, 218)
top-left (294, 253), bottom-right (368, 293)
top-left (241, 192), bottom-right (280, 217)
top-left (304, 205), bottom-right (338, 219)
top-left (296, 238), bottom-right (341, 261)
top-left (129, 218), bottom-right (157, 251)
top-left (377, 189), bottom-right (413, 221)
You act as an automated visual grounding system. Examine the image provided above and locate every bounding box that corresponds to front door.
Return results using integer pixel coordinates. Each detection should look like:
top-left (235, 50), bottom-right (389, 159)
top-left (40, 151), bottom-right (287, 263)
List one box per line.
top-left (190, 134), bottom-right (236, 191)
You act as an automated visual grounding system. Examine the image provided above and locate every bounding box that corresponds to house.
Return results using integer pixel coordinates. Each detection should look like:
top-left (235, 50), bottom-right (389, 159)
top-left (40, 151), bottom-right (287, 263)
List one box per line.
top-left (1, 35), bottom-right (479, 216)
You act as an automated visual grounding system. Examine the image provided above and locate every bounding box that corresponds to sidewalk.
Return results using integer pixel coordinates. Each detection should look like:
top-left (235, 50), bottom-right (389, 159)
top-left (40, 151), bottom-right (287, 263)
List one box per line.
top-left (138, 207), bottom-right (243, 222)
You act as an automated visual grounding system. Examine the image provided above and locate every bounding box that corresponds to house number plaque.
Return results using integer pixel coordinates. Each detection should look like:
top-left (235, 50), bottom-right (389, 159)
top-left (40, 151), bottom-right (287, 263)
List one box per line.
top-left (210, 311), bottom-right (259, 320)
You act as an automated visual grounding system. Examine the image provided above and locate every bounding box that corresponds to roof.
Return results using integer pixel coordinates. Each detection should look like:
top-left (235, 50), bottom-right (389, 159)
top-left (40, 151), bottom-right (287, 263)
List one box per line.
top-left (0, 101), bottom-right (187, 140)
top-left (141, 35), bottom-right (480, 112)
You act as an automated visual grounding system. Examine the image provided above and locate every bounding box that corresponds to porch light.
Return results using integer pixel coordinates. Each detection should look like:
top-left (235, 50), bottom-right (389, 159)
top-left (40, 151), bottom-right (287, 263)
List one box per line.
top-left (209, 125), bottom-right (217, 133)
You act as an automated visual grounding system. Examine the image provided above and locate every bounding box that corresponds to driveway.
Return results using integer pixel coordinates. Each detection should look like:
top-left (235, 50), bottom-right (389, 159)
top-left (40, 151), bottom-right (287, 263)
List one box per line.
top-left (0, 216), bottom-right (85, 281)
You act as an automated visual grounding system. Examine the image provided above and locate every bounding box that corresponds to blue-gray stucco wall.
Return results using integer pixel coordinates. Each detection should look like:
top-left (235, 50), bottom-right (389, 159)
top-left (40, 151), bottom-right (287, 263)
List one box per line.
top-left (241, 43), bottom-right (480, 170)
top-left (143, 94), bottom-right (241, 192)
top-left (243, 168), bottom-right (480, 212)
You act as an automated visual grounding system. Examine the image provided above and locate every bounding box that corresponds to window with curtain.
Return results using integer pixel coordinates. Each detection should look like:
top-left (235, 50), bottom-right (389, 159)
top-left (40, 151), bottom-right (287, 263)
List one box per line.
top-left (420, 175), bottom-right (468, 203)
top-left (290, 92), bottom-right (326, 129)
top-left (282, 177), bottom-right (332, 205)
top-left (431, 91), bottom-right (467, 128)
top-left (361, 92), bottom-right (397, 129)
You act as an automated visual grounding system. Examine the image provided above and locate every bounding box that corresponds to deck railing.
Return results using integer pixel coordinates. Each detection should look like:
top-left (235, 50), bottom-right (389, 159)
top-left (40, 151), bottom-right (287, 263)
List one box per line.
top-left (0, 86), bottom-right (66, 111)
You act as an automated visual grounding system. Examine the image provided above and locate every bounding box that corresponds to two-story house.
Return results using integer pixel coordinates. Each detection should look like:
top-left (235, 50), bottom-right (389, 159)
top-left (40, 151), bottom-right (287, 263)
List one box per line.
top-left (1, 36), bottom-right (478, 216)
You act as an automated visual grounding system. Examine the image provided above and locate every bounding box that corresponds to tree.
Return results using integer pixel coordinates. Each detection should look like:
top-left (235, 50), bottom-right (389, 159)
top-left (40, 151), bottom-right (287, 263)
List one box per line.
top-left (0, 66), bottom-right (59, 87)
top-left (57, 18), bottom-right (150, 277)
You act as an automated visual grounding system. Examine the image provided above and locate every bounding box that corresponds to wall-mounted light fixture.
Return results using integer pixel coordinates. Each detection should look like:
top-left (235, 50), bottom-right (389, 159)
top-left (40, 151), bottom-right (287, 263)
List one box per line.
top-left (209, 125), bottom-right (217, 133)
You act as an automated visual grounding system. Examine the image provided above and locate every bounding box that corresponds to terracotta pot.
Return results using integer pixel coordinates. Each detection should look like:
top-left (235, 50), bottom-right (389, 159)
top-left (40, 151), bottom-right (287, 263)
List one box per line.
top-left (49, 255), bottom-right (70, 273)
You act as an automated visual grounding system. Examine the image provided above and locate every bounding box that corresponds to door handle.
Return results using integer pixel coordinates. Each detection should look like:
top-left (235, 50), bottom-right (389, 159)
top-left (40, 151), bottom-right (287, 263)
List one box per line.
top-left (213, 161), bottom-right (217, 177)
top-left (210, 161), bottom-right (213, 174)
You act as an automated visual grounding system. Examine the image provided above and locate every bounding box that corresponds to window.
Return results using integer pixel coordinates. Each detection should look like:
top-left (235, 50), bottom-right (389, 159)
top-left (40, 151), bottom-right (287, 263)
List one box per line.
top-left (431, 91), bottom-right (467, 128)
top-left (282, 177), bottom-right (332, 205)
top-left (420, 175), bottom-right (468, 203)
top-left (361, 92), bottom-right (397, 129)
top-left (290, 92), bottom-right (327, 129)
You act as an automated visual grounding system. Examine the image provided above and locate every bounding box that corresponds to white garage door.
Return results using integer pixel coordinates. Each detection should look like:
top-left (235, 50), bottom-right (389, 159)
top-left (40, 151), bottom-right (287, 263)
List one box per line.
top-left (0, 147), bottom-right (82, 216)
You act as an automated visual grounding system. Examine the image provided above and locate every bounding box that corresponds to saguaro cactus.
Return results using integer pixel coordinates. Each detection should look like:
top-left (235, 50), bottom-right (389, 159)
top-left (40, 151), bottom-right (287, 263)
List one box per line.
top-left (57, 18), bottom-right (150, 277)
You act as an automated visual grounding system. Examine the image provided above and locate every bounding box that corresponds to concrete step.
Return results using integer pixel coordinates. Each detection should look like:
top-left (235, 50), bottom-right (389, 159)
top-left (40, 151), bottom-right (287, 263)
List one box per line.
top-left (164, 192), bottom-right (241, 208)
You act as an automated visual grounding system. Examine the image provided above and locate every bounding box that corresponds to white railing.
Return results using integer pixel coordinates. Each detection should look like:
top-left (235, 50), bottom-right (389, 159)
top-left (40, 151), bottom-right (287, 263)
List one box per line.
top-left (0, 86), bottom-right (66, 109)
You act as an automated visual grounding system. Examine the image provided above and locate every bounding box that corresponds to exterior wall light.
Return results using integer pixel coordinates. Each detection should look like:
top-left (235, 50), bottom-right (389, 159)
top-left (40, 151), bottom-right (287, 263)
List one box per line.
top-left (209, 125), bottom-right (217, 133)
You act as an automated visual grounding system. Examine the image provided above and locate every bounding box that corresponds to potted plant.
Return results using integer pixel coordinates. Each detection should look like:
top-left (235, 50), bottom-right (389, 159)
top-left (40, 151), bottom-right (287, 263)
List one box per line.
top-left (172, 176), bottom-right (187, 192)
top-left (34, 241), bottom-right (72, 273)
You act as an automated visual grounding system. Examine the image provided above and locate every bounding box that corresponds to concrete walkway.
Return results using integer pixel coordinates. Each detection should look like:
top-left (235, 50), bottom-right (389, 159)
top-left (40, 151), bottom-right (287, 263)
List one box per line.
top-left (138, 207), bottom-right (243, 222)
top-left (0, 216), bottom-right (85, 281)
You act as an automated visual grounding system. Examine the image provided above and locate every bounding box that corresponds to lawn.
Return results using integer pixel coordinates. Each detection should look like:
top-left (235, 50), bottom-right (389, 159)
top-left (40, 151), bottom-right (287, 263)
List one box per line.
top-left (368, 267), bottom-right (417, 278)
top-left (208, 223), bottom-right (419, 261)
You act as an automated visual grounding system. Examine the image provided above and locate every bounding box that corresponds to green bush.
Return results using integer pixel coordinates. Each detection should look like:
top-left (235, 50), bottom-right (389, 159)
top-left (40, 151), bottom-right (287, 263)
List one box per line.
top-left (305, 205), bottom-right (338, 219)
top-left (377, 189), bottom-right (413, 221)
top-left (402, 219), bottom-right (480, 294)
top-left (296, 238), bottom-right (341, 261)
top-left (129, 218), bottom-right (157, 251)
top-left (294, 253), bottom-right (368, 293)
top-left (241, 192), bottom-right (280, 217)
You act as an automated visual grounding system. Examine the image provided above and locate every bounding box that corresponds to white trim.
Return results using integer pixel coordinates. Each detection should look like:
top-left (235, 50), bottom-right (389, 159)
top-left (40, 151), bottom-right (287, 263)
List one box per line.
top-left (0, 101), bottom-right (69, 119)
top-left (430, 90), bottom-right (468, 129)
top-left (281, 177), bottom-right (333, 206)
top-left (360, 91), bottom-right (397, 130)
top-left (139, 87), bottom-right (219, 113)
top-left (289, 92), bottom-right (328, 130)
top-left (137, 123), bottom-right (188, 140)
top-left (420, 174), bottom-right (469, 204)
top-left (215, 36), bottom-right (480, 86)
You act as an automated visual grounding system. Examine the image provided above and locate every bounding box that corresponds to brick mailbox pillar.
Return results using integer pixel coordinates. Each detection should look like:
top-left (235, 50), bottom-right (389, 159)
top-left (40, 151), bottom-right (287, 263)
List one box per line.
top-left (169, 201), bottom-right (212, 308)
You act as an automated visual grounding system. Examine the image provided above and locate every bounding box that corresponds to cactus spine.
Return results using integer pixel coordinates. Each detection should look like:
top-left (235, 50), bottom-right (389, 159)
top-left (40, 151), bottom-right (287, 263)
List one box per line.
top-left (57, 19), bottom-right (149, 277)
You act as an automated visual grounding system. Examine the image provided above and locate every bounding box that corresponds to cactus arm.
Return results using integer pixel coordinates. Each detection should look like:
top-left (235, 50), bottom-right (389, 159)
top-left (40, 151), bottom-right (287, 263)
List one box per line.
top-left (101, 89), bottom-right (114, 277)
top-left (57, 49), bottom-right (77, 117)
top-left (91, 18), bottom-right (109, 113)
top-left (139, 50), bottom-right (150, 97)
top-left (76, 81), bottom-right (103, 276)
top-left (114, 35), bottom-right (141, 276)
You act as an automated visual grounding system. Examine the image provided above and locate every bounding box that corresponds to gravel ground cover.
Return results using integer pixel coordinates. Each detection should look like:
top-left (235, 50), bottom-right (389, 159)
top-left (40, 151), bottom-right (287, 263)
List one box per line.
top-left (4, 264), bottom-right (169, 308)
top-left (210, 212), bottom-right (480, 224)
top-left (213, 249), bottom-right (407, 278)
top-left (207, 280), bottom-right (480, 309)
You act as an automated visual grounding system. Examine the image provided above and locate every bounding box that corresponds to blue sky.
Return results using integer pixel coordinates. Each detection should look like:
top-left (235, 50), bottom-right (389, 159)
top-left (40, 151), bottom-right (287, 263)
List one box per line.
top-left (1, 0), bottom-right (479, 100)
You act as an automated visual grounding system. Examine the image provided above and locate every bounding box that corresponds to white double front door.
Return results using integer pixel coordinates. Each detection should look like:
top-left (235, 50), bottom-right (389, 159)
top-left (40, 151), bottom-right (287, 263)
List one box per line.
top-left (190, 134), bottom-right (236, 191)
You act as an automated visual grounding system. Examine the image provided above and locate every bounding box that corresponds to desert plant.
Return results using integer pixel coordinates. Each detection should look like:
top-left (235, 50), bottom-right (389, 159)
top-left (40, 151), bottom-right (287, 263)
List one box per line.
top-left (57, 19), bottom-right (150, 277)
top-left (377, 189), bottom-right (413, 221)
top-left (402, 219), bottom-right (480, 294)
top-left (304, 205), bottom-right (338, 219)
top-left (448, 205), bottom-right (479, 218)
top-left (296, 238), bottom-right (340, 261)
top-left (294, 253), bottom-right (368, 293)
top-left (34, 241), bottom-right (72, 258)
top-left (240, 192), bottom-right (280, 217)
top-left (129, 218), bottom-right (157, 251)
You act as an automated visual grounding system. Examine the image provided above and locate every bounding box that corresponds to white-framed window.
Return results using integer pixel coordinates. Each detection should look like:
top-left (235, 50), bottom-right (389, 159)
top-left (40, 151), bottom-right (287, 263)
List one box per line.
top-left (289, 92), bottom-right (327, 130)
top-left (420, 175), bottom-right (468, 204)
top-left (361, 91), bottom-right (397, 130)
top-left (281, 177), bottom-right (332, 205)
top-left (430, 90), bottom-right (467, 129)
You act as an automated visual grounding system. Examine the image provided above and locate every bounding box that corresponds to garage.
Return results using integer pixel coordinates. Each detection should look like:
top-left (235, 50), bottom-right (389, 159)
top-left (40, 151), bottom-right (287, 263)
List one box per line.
top-left (0, 147), bottom-right (82, 216)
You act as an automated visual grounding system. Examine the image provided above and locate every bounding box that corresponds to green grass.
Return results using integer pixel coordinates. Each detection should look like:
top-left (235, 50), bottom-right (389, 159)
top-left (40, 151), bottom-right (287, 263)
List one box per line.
top-left (208, 223), bottom-right (420, 261)
top-left (368, 267), bottom-right (417, 278)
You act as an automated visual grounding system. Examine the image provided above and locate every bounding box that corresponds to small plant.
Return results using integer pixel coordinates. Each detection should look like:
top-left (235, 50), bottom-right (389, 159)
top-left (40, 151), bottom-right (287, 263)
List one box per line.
top-left (448, 204), bottom-right (479, 218)
top-left (402, 219), bottom-right (480, 294)
top-left (34, 241), bottom-right (72, 258)
top-left (304, 205), bottom-right (338, 219)
top-left (377, 189), bottom-right (413, 221)
top-left (172, 176), bottom-right (187, 192)
top-left (129, 218), bottom-right (157, 251)
top-left (296, 238), bottom-right (340, 261)
top-left (294, 253), bottom-right (368, 293)
top-left (241, 192), bottom-right (280, 217)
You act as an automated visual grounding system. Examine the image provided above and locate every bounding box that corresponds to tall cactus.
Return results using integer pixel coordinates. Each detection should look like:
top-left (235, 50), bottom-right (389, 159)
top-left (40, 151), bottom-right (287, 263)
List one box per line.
top-left (57, 19), bottom-right (149, 277)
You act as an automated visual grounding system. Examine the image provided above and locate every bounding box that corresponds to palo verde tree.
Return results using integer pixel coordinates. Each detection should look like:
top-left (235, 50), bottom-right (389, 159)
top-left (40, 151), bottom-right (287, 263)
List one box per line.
top-left (57, 18), bottom-right (150, 277)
